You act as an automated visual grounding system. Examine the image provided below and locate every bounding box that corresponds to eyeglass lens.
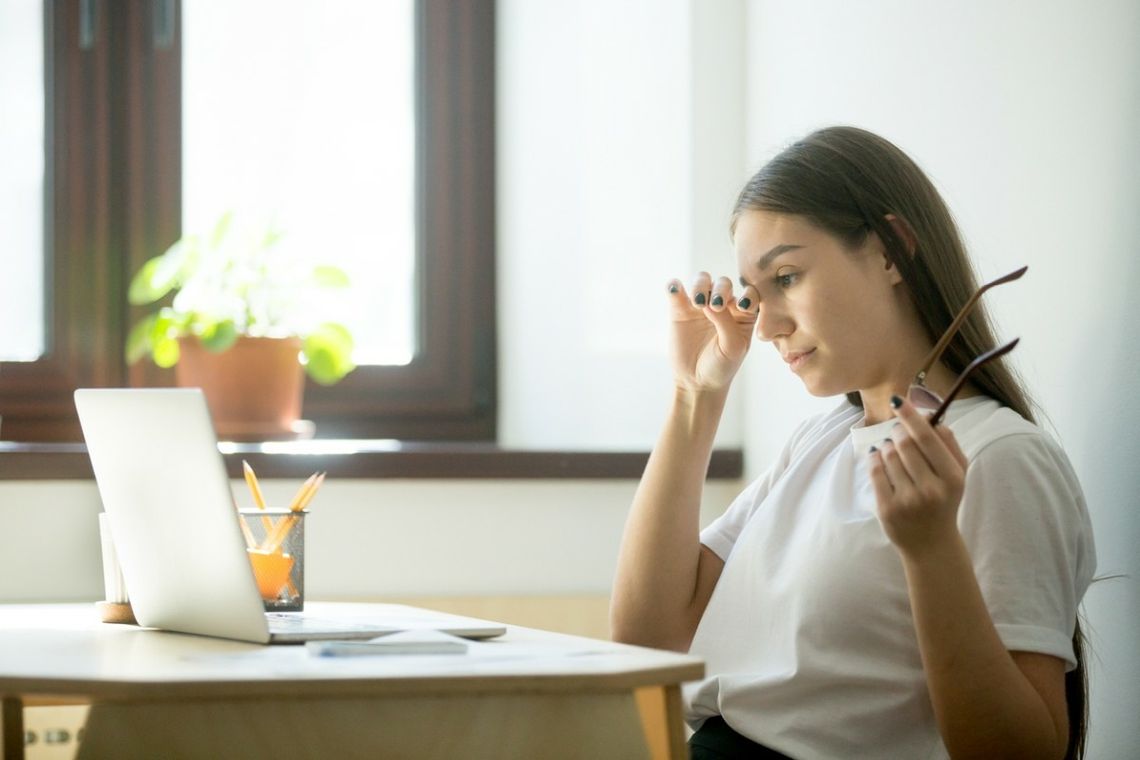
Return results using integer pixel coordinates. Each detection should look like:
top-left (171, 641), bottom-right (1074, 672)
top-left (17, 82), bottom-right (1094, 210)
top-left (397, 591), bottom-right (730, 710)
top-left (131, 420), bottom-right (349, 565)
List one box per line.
top-left (927, 337), bottom-right (1020, 426)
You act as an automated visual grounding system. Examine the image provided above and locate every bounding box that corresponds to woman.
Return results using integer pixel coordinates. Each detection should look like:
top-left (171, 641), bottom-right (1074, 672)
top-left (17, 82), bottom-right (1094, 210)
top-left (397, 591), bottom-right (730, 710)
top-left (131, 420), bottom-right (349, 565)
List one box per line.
top-left (610, 126), bottom-right (1096, 759)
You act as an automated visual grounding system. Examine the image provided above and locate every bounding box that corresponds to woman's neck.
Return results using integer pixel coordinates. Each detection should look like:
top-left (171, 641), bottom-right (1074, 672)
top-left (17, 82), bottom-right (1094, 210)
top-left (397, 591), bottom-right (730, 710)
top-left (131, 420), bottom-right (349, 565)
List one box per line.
top-left (859, 362), bottom-right (979, 426)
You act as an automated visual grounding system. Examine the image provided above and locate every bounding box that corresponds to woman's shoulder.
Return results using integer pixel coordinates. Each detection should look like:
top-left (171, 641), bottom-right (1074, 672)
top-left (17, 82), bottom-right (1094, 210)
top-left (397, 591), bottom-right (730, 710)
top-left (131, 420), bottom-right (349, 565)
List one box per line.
top-left (786, 398), bottom-right (864, 453)
top-left (956, 401), bottom-right (1094, 572)
top-left (953, 398), bottom-right (1076, 479)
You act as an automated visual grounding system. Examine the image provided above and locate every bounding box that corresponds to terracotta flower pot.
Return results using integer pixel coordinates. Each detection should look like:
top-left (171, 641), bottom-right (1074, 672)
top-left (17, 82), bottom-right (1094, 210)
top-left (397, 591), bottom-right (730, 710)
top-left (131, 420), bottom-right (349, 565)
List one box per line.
top-left (175, 336), bottom-right (310, 440)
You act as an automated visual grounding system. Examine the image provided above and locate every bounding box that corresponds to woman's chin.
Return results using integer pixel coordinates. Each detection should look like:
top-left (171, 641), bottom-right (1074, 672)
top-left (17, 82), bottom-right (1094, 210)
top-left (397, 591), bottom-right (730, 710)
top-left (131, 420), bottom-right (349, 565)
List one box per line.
top-left (798, 376), bottom-right (848, 398)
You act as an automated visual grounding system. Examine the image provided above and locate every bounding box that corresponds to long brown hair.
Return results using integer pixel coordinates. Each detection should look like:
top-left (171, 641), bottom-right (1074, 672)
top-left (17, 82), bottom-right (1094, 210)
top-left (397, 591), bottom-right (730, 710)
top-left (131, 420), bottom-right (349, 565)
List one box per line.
top-left (733, 125), bottom-right (1087, 758)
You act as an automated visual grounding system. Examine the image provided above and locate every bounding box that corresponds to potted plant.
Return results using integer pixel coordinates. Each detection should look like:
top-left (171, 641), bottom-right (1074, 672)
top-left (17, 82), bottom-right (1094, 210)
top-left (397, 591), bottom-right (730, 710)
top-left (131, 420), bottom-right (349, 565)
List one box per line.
top-left (125, 213), bottom-right (356, 439)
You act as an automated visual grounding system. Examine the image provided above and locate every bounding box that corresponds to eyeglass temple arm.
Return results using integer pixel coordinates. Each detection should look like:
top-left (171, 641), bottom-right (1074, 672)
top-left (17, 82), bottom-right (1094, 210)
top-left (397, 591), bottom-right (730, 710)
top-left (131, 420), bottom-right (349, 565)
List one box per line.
top-left (928, 337), bottom-right (1020, 426)
top-left (914, 265), bottom-right (1028, 384)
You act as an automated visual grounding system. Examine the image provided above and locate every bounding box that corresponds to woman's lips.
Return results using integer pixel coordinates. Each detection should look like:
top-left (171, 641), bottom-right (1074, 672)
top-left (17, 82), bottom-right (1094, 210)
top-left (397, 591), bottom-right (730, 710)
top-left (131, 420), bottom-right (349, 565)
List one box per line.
top-left (784, 348), bottom-right (816, 372)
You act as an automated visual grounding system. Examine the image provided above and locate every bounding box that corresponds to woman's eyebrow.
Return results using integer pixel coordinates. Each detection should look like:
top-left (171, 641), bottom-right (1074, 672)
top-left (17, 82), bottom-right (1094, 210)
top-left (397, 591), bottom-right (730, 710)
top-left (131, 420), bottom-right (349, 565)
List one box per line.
top-left (755, 243), bottom-right (804, 271)
top-left (740, 244), bottom-right (806, 288)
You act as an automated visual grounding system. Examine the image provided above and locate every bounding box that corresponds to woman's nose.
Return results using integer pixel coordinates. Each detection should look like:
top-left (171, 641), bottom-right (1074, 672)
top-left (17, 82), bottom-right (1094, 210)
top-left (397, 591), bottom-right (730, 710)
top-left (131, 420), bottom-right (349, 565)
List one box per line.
top-left (754, 302), bottom-right (792, 342)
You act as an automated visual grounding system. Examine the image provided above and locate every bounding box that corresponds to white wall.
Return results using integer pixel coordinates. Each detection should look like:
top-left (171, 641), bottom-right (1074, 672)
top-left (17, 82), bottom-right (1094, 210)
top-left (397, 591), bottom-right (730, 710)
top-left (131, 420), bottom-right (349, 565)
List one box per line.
top-left (0, 479), bottom-right (739, 601)
top-left (497, 0), bottom-right (747, 450)
top-left (742, 1), bottom-right (1140, 756)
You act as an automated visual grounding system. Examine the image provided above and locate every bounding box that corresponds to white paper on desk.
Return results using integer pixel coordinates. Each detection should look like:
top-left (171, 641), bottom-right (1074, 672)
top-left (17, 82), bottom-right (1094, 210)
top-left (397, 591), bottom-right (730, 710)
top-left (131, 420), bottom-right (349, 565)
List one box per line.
top-left (306, 629), bottom-right (469, 657)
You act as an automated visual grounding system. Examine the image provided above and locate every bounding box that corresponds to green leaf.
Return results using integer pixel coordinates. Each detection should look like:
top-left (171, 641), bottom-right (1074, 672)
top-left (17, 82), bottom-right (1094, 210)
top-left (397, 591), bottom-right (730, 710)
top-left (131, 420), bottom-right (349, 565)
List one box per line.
top-left (261, 227), bottom-right (284, 250)
top-left (128, 258), bottom-right (165, 305)
top-left (153, 335), bottom-right (181, 368)
top-left (200, 320), bottom-right (239, 353)
top-left (151, 307), bottom-right (184, 342)
top-left (127, 238), bottom-right (195, 304)
top-left (209, 211), bottom-right (234, 250)
top-left (302, 324), bottom-right (356, 385)
top-left (128, 256), bottom-right (172, 304)
top-left (303, 346), bottom-right (351, 385)
top-left (311, 265), bottom-right (351, 288)
top-left (125, 315), bottom-right (157, 364)
top-left (314, 322), bottom-right (354, 350)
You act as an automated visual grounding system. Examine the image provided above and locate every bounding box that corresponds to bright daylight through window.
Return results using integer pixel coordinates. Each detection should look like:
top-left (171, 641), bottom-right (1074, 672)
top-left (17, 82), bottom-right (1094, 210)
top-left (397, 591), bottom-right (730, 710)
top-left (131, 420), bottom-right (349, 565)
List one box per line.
top-left (0, 0), bottom-right (45, 362)
top-left (182, 0), bottom-right (416, 366)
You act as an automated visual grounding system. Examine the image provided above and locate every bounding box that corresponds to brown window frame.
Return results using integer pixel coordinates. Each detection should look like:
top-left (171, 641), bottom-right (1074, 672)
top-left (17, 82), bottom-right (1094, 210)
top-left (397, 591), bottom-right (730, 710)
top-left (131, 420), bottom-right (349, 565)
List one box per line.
top-left (0, 0), bottom-right (496, 443)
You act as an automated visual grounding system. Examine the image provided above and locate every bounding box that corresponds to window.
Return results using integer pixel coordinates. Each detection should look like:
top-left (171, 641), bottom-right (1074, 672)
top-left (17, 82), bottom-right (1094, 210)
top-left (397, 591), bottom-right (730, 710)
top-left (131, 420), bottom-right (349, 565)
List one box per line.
top-left (0, 0), bottom-right (495, 442)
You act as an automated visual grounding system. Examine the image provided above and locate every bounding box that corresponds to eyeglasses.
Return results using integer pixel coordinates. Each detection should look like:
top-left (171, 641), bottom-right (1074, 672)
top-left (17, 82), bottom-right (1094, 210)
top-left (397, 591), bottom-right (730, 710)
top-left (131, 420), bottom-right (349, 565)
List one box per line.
top-left (906, 265), bottom-right (1027, 425)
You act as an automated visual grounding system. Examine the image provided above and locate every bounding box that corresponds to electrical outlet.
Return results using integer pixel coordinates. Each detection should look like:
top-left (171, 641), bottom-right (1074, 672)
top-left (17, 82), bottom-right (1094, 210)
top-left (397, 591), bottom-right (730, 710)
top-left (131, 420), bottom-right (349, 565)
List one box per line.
top-left (21, 705), bottom-right (89, 760)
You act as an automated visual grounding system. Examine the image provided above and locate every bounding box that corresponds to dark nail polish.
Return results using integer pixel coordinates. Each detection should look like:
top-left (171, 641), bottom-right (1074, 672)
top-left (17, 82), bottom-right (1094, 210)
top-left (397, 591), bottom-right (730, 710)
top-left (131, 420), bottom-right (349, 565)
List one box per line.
top-left (668, 283), bottom-right (679, 294)
top-left (890, 395), bottom-right (903, 409)
top-left (738, 297), bottom-right (752, 310)
top-left (694, 293), bottom-right (706, 306)
top-left (868, 445), bottom-right (878, 454)
top-left (711, 295), bottom-right (724, 307)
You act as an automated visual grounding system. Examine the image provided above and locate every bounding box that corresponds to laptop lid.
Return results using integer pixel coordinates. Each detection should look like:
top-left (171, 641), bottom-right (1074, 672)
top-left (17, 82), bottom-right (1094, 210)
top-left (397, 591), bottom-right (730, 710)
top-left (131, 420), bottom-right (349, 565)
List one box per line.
top-left (75, 388), bottom-right (274, 643)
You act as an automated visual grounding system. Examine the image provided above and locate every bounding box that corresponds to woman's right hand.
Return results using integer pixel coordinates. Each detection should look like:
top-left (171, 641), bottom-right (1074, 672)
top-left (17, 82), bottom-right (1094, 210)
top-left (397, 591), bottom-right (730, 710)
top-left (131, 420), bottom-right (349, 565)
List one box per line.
top-left (667, 272), bottom-right (759, 393)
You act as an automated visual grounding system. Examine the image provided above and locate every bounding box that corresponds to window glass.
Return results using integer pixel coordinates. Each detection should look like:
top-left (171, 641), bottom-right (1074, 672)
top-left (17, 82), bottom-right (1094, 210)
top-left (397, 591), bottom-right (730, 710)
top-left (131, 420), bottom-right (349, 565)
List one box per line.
top-left (0, 0), bottom-right (46, 361)
top-left (182, 0), bottom-right (416, 365)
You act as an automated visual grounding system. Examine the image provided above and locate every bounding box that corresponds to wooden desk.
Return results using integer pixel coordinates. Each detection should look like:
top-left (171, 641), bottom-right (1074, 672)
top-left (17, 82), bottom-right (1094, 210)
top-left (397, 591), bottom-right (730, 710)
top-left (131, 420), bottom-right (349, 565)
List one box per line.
top-left (0, 603), bottom-right (702, 759)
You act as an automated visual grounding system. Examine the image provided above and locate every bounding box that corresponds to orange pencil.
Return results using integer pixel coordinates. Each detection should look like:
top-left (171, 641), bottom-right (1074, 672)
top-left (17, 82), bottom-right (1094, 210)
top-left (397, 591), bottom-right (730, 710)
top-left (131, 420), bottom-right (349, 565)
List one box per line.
top-left (264, 472), bottom-right (326, 552)
top-left (262, 515), bottom-right (298, 555)
top-left (286, 472), bottom-right (320, 513)
top-left (294, 472), bottom-right (326, 511)
top-left (263, 473), bottom-right (313, 551)
top-left (242, 461), bottom-right (274, 535)
top-left (234, 501), bottom-right (257, 549)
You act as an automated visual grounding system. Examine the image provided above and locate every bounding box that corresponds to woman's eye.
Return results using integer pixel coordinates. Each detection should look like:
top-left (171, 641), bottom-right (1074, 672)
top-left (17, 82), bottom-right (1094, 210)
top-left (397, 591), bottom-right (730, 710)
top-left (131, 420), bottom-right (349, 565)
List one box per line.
top-left (775, 272), bottom-right (799, 288)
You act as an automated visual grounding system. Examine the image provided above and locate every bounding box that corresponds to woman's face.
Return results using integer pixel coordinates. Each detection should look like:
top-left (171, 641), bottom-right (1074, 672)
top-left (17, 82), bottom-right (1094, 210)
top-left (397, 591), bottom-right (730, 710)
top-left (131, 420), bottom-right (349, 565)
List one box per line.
top-left (734, 209), bottom-right (916, 398)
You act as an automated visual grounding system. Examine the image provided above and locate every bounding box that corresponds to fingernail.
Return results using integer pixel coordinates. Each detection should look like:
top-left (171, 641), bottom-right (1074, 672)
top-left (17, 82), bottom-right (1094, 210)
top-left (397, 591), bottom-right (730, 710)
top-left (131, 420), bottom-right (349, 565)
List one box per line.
top-left (890, 395), bottom-right (903, 409)
top-left (694, 293), bottom-right (706, 306)
top-left (868, 445), bottom-right (878, 454)
top-left (711, 295), bottom-right (724, 307)
top-left (668, 283), bottom-right (679, 294)
top-left (738, 297), bottom-right (752, 310)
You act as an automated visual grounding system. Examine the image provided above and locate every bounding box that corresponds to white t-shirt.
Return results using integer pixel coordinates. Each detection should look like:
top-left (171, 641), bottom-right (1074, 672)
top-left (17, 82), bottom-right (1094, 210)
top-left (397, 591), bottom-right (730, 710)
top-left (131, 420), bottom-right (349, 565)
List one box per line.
top-left (686, 396), bottom-right (1096, 759)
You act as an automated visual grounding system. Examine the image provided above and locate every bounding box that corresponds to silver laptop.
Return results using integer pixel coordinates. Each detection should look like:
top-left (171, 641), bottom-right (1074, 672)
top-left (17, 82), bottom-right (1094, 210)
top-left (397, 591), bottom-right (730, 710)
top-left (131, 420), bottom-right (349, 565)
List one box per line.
top-left (74, 388), bottom-right (506, 644)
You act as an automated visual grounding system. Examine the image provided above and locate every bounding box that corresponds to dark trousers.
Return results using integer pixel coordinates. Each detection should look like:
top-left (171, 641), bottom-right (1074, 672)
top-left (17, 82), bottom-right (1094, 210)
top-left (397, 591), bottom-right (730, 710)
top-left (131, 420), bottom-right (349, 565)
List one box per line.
top-left (688, 716), bottom-right (794, 760)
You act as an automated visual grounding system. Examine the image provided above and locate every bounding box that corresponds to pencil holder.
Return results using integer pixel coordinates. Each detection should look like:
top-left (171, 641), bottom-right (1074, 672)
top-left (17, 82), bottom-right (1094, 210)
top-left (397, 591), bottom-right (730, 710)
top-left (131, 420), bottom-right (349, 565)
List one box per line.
top-left (239, 508), bottom-right (307, 611)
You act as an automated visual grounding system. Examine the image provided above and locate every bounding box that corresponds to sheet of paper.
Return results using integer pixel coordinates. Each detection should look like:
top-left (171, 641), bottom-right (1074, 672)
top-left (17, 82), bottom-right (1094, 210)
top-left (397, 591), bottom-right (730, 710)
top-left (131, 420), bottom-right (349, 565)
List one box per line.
top-left (306, 629), bottom-right (469, 657)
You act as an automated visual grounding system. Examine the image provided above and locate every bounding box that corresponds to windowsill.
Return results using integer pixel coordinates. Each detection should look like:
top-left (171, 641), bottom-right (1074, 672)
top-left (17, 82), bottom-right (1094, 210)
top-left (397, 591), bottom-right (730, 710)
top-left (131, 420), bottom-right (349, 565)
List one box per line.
top-left (0, 441), bottom-right (743, 481)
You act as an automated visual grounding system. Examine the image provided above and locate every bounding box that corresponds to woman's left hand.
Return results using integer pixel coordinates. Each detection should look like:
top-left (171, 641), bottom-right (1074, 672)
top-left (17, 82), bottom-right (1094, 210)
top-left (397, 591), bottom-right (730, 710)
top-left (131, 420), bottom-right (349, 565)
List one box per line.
top-left (869, 396), bottom-right (970, 558)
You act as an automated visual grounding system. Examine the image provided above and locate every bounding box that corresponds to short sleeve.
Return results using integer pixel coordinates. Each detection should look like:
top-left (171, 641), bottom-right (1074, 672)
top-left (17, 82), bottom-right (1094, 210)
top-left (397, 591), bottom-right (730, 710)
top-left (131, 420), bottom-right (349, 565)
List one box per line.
top-left (700, 410), bottom-right (831, 561)
top-left (958, 432), bottom-right (1097, 670)
top-left (699, 475), bottom-right (773, 561)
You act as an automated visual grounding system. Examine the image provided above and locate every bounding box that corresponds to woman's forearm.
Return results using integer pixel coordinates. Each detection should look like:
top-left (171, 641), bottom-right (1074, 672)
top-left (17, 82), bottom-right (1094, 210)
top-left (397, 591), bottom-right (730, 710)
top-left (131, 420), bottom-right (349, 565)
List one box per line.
top-left (901, 533), bottom-right (1067, 759)
top-left (610, 387), bottom-right (727, 650)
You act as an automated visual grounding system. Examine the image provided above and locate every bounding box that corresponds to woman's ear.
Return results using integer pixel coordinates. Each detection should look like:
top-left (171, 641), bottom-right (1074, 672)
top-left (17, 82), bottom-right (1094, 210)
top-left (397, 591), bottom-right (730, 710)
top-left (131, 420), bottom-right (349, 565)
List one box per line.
top-left (884, 213), bottom-right (917, 257)
top-left (878, 213), bottom-right (916, 286)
